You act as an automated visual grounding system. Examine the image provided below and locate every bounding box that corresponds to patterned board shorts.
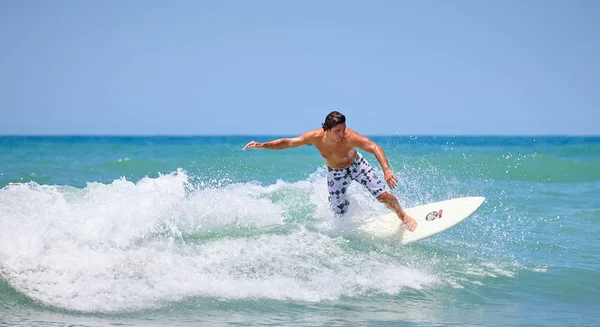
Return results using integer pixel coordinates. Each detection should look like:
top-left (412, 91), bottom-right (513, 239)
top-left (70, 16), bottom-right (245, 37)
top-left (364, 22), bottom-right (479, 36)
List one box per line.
top-left (327, 151), bottom-right (386, 215)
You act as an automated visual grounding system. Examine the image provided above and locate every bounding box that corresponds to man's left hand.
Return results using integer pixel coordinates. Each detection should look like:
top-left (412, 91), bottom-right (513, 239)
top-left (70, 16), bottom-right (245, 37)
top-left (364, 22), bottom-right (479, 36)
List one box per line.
top-left (383, 168), bottom-right (398, 189)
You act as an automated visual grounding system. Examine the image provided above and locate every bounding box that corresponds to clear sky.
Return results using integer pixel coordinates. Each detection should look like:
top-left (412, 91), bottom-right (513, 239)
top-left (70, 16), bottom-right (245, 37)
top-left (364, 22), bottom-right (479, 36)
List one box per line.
top-left (1, 0), bottom-right (598, 136)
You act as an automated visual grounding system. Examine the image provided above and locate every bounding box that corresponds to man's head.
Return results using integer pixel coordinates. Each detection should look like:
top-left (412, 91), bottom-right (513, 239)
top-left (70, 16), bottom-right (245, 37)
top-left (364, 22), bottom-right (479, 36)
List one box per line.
top-left (322, 111), bottom-right (346, 131)
top-left (322, 111), bottom-right (346, 142)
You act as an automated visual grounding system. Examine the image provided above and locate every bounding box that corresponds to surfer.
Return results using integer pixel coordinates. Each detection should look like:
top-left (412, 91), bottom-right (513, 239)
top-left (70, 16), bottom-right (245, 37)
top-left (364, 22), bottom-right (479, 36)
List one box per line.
top-left (242, 111), bottom-right (418, 232)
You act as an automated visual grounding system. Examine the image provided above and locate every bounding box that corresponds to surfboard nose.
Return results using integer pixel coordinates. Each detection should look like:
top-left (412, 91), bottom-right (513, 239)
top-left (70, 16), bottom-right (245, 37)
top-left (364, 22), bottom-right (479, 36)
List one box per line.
top-left (471, 196), bottom-right (486, 207)
top-left (465, 196), bottom-right (486, 205)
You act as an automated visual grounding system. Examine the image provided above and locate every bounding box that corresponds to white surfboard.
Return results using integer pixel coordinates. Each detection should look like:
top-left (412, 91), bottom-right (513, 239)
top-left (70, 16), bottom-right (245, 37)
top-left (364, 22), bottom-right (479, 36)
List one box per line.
top-left (360, 196), bottom-right (485, 245)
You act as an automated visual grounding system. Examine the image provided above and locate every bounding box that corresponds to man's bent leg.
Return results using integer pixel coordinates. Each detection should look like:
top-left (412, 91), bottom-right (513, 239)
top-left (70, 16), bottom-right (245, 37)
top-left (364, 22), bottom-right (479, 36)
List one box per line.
top-left (376, 192), bottom-right (418, 231)
top-left (348, 153), bottom-right (417, 230)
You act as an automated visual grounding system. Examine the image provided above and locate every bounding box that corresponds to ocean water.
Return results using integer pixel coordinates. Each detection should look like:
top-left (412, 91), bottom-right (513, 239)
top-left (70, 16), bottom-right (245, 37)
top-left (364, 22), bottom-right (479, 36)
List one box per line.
top-left (1, 135), bottom-right (599, 326)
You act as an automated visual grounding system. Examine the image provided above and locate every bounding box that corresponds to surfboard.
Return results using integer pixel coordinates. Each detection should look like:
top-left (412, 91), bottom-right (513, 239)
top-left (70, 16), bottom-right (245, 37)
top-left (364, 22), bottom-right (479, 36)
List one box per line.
top-left (360, 196), bottom-right (485, 245)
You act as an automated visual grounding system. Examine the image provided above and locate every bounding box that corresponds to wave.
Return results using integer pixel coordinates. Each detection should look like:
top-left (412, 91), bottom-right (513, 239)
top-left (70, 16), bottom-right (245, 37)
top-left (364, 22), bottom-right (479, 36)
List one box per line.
top-left (0, 169), bottom-right (528, 313)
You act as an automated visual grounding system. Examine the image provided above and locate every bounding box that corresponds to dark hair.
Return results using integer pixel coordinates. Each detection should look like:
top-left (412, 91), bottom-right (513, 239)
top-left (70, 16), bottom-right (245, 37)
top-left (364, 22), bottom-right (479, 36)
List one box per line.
top-left (322, 111), bottom-right (346, 131)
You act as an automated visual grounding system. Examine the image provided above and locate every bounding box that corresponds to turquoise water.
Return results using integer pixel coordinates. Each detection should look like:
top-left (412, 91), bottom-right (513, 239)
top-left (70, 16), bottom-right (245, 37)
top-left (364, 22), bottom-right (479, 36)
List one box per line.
top-left (1, 136), bottom-right (599, 326)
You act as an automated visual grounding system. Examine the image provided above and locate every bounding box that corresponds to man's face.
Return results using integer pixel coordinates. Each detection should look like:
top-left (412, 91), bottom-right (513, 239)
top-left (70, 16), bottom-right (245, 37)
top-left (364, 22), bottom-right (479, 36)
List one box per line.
top-left (329, 123), bottom-right (346, 142)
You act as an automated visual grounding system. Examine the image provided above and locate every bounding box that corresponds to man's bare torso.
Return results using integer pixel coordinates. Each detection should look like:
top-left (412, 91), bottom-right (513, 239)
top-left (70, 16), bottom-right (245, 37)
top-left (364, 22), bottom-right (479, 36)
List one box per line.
top-left (310, 129), bottom-right (358, 169)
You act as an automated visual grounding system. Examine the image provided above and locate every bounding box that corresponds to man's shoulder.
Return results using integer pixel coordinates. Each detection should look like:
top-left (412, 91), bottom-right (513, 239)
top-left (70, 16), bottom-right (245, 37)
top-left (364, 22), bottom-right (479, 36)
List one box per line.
top-left (302, 129), bottom-right (323, 139)
top-left (345, 129), bottom-right (372, 145)
top-left (345, 128), bottom-right (364, 140)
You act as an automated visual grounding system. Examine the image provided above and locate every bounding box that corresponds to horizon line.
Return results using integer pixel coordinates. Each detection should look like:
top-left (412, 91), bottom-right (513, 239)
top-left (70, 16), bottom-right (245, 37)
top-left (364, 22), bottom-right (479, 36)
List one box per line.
top-left (1, 133), bottom-right (599, 138)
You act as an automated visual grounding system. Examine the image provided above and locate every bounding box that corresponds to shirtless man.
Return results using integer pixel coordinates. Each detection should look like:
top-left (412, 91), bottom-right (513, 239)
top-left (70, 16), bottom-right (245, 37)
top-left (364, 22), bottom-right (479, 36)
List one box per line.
top-left (242, 111), bottom-right (418, 232)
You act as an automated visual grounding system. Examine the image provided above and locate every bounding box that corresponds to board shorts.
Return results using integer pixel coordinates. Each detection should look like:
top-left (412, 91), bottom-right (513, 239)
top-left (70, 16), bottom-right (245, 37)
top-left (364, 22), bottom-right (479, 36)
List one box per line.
top-left (327, 151), bottom-right (386, 215)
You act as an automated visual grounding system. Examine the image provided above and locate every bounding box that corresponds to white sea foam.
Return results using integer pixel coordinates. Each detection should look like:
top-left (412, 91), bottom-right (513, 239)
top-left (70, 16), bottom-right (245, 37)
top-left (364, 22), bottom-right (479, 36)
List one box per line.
top-left (0, 170), bottom-right (441, 312)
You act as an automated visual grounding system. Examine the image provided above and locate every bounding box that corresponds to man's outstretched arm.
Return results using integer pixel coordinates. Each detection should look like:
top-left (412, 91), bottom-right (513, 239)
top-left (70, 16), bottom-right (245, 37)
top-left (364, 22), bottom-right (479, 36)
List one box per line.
top-left (242, 130), bottom-right (317, 150)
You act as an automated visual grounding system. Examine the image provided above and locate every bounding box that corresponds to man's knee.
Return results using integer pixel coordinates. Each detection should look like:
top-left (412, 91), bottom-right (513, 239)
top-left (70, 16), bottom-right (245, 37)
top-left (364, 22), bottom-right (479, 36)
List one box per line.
top-left (376, 191), bottom-right (394, 202)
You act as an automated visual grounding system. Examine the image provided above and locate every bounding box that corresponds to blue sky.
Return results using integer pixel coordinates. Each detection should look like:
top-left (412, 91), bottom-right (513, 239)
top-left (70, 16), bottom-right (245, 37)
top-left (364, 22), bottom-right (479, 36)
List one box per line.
top-left (1, 0), bottom-right (598, 136)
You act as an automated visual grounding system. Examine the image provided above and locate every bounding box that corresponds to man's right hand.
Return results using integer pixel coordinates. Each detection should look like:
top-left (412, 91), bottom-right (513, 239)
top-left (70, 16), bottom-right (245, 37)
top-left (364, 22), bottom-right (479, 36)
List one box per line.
top-left (242, 141), bottom-right (262, 150)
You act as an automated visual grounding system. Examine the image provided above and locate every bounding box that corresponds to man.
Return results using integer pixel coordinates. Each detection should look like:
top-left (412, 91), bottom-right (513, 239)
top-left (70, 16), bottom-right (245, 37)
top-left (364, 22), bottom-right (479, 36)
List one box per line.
top-left (242, 111), bottom-right (417, 232)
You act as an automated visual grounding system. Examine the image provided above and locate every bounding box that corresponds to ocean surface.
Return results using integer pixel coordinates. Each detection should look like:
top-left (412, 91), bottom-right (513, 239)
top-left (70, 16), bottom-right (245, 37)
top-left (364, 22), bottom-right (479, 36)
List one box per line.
top-left (1, 135), bottom-right (599, 326)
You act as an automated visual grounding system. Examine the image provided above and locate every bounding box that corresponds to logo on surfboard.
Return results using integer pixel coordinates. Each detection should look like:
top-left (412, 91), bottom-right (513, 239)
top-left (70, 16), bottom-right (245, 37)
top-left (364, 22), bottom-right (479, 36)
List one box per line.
top-left (425, 209), bottom-right (443, 221)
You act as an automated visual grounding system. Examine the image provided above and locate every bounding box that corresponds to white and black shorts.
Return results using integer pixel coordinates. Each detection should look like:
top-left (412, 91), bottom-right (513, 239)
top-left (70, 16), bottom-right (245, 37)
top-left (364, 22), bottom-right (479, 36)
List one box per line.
top-left (327, 152), bottom-right (385, 215)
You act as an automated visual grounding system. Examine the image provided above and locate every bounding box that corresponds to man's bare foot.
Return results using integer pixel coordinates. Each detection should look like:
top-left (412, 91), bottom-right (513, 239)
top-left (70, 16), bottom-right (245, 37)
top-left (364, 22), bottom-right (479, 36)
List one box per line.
top-left (402, 214), bottom-right (417, 232)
